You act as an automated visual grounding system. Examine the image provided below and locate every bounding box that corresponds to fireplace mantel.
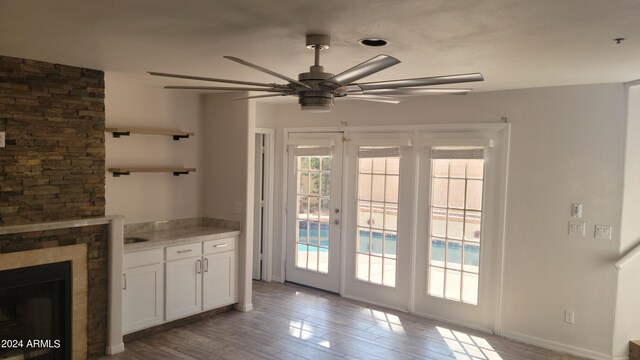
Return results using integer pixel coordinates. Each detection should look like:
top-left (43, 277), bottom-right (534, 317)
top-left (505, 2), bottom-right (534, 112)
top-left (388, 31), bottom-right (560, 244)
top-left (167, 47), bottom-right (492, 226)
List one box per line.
top-left (0, 216), bottom-right (125, 357)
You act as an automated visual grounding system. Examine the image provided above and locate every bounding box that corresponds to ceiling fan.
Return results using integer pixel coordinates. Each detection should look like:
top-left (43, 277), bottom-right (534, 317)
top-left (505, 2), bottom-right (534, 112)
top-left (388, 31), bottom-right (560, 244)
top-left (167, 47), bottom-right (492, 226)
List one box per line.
top-left (149, 34), bottom-right (484, 112)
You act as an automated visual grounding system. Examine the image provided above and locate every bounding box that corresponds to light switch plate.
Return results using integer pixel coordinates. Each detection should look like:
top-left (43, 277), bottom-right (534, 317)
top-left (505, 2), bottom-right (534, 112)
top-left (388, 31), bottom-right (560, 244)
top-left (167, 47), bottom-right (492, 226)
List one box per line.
top-left (595, 225), bottom-right (612, 240)
top-left (0, 131), bottom-right (5, 148)
top-left (569, 221), bottom-right (586, 236)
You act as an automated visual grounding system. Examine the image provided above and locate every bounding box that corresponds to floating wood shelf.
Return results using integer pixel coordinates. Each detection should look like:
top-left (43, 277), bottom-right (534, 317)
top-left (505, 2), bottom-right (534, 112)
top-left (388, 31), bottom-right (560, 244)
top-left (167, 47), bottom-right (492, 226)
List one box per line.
top-left (108, 167), bottom-right (196, 177)
top-left (106, 127), bottom-right (195, 140)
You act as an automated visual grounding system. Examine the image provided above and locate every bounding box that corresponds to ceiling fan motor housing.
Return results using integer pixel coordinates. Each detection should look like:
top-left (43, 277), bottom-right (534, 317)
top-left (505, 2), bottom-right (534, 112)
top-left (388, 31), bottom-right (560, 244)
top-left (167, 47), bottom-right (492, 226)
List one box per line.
top-left (298, 66), bottom-right (335, 112)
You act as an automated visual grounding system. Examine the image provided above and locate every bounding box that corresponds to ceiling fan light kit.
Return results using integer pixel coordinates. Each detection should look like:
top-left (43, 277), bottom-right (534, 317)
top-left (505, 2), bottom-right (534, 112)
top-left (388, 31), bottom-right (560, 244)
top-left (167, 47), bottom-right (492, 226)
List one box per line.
top-left (149, 34), bottom-right (484, 112)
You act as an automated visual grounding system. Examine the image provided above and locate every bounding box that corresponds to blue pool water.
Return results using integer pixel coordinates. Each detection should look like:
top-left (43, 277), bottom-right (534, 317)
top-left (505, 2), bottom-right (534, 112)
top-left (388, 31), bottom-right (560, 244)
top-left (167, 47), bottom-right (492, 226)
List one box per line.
top-left (297, 221), bottom-right (479, 266)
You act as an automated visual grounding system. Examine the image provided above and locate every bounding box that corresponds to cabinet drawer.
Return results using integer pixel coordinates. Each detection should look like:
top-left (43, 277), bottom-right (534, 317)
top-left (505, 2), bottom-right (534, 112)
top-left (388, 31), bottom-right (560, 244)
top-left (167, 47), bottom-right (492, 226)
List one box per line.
top-left (166, 242), bottom-right (202, 261)
top-left (203, 237), bottom-right (236, 254)
top-left (124, 248), bottom-right (163, 269)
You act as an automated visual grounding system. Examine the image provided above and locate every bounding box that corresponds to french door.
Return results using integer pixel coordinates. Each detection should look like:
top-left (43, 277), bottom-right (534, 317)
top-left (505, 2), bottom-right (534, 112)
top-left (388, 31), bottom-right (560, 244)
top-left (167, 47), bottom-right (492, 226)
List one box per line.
top-left (412, 133), bottom-right (507, 330)
top-left (285, 133), bottom-right (343, 293)
top-left (283, 127), bottom-right (508, 332)
top-left (342, 135), bottom-right (414, 309)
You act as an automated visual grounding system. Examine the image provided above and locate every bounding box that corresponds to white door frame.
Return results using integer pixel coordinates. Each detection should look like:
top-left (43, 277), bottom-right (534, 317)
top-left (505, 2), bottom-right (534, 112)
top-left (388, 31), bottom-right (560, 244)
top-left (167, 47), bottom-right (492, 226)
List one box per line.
top-left (281, 127), bottom-right (344, 287)
top-left (284, 131), bottom-right (344, 293)
top-left (254, 128), bottom-right (275, 282)
top-left (278, 123), bottom-right (510, 334)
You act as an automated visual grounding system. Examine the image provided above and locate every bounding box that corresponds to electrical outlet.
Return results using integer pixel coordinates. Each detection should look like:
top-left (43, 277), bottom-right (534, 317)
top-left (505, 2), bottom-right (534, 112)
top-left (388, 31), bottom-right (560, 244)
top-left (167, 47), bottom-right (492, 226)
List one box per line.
top-left (233, 201), bottom-right (242, 214)
top-left (0, 131), bottom-right (5, 148)
top-left (594, 225), bottom-right (612, 240)
top-left (568, 221), bottom-right (586, 236)
top-left (564, 310), bottom-right (575, 324)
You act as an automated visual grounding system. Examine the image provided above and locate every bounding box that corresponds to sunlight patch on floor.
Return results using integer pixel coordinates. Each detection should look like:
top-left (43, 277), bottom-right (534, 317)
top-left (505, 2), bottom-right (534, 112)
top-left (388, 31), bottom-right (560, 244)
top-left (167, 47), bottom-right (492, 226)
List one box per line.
top-left (289, 320), bottom-right (332, 348)
top-left (289, 320), bottom-right (315, 340)
top-left (437, 326), bottom-right (503, 360)
top-left (366, 309), bottom-right (406, 334)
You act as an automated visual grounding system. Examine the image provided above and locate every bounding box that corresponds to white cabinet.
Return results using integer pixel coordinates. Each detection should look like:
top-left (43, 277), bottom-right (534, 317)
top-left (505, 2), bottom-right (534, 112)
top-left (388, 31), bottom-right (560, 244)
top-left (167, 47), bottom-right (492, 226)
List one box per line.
top-left (165, 256), bottom-right (203, 321)
top-left (165, 237), bottom-right (237, 320)
top-left (123, 234), bottom-right (238, 333)
top-left (123, 249), bottom-right (164, 334)
top-left (203, 251), bottom-right (236, 310)
top-left (165, 242), bottom-right (203, 321)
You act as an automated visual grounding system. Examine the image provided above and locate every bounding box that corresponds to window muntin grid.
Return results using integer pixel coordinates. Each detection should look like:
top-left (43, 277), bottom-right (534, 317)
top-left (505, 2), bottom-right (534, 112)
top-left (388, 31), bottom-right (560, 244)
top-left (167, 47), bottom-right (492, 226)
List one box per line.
top-left (356, 147), bottom-right (400, 288)
top-left (428, 158), bottom-right (484, 305)
top-left (295, 155), bottom-right (331, 273)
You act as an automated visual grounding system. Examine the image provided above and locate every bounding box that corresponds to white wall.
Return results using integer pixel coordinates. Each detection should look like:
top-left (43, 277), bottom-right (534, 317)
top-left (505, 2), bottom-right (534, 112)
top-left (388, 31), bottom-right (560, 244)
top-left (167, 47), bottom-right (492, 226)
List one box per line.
top-left (612, 83), bottom-right (640, 358)
top-left (105, 77), bottom-right (204, 224)
top-left (256, 102), bottom-right (277, 128)
top-left (202, 92), bottom-right (254, 310)
top-left (266, 83), bottom-right (626, 357)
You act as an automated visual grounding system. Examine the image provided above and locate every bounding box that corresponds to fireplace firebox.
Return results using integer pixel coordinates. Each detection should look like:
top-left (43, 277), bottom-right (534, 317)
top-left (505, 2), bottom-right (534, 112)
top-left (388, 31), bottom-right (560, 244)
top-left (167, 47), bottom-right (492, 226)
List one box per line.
top-left (0, 261), bottom-right (72, 360)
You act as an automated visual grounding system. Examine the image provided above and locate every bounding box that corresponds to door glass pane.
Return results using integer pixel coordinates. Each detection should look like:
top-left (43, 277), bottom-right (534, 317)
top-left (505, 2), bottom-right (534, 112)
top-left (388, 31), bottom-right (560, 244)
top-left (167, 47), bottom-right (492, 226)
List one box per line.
top-left (310, 173), bottom-right (320, 195)
top-left (383, 258), bottom-right (396, 287)
top-left (358, 228), bottom-right (371, 254)
top-left (446, 240), bottom-right (462, 271)
top-left (428, 154), bottom-right (484, 305)
top-left (466, 180), bottom-right (483, 210)
top-left (464, 211), bottom-right (482, 242)
top-left (384, 232), bottom-right (397, 259)
top-left (431, 238), bottom-right (446, 267)
top-left (462, 273), bottom-right (479, 305)
top-left (429, 266), bottom-right (445, 297)
top-left (448, 179), bottom-right (466, 209)
top-left (295, 154), bottom-right (333, 274)
top-left (318, 247), bottom-right (329, 274)
top-left (431, 208), bottom-right (447, 237)
top-left (355, 147), bottom-right (400, 288)
top-left (432, 178), bottom-right (448, 207)
top-left (445, 270), bottom-right (462, 301)
top-left (358, 174), bottom-right (372, 200)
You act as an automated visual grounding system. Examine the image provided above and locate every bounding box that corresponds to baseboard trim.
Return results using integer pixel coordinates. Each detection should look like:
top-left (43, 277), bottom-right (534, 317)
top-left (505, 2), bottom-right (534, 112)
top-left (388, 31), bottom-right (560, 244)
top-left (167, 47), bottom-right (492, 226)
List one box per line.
top-left (501, 330), bottom-right (613, 360)
top-left (410, 309), bottom-right (494, 335)
top-left (271, 275), bottom-right (284, 283)
top-left (234, 303), bottom-right (253, 312)
top-left (105, 343), bottom-right (125, 355)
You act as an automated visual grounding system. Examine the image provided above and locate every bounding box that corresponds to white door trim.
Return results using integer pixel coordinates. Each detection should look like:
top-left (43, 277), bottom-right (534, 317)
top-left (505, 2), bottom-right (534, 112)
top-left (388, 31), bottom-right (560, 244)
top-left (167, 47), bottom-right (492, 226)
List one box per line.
top-left (255, 128), bottom-right (275, 282)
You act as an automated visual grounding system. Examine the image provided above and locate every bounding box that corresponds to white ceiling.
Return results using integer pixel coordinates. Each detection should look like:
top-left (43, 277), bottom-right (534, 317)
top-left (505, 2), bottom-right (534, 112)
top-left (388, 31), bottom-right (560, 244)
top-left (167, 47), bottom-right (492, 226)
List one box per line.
top-left (1, 0), bottom-right (639, 98)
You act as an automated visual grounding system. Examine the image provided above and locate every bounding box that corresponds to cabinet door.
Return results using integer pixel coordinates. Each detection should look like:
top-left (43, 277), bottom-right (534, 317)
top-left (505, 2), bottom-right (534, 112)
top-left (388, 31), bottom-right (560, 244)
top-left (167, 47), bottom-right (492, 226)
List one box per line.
top-left (202, 251), bottom-right (237, 311)
top-left (123, 263), bottom-right (164, 334)
top-left (165, 257), bottom-right (202, 321)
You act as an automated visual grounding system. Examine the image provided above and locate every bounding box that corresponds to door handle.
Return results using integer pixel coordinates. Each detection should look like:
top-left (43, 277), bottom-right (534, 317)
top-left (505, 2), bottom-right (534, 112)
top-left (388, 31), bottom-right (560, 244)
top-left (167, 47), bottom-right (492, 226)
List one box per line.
top-left (196, 259), bottom-right (202, 274)
top-left (333, 219), bottom-right (340, 225)
top-left (204, 258), bottom-right (209, 272)
top-left (123, 273), bottom-right (127, 290)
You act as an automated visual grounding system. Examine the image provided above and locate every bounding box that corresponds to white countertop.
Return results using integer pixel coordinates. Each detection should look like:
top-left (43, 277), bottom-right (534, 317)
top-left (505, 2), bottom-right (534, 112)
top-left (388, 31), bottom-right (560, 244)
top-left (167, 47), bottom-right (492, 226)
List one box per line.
top-left (124, 226), bottom-right (240, 253)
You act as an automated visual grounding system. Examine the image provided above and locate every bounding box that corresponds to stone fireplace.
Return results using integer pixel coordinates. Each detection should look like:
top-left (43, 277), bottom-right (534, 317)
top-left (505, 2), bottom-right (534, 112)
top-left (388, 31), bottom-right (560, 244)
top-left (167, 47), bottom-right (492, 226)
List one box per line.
top-left (0, 55), bottom-right (123, 359)
top-left (0, 245), bottom-right (85, 360)
top-left (0, 219), bottom-right (124, 359)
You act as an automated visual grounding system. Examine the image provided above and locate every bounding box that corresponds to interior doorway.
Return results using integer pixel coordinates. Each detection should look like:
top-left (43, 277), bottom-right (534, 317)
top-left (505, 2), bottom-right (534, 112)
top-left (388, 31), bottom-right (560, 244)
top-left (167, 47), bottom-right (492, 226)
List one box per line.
top-left (253, 129), bottom-right (274, 281)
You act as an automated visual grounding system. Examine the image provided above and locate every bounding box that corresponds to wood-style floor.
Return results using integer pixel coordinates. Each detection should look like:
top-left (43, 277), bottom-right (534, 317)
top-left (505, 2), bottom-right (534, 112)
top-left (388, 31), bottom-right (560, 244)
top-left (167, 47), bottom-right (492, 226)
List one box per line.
top-left (102, 281), bottom-right (588, 360)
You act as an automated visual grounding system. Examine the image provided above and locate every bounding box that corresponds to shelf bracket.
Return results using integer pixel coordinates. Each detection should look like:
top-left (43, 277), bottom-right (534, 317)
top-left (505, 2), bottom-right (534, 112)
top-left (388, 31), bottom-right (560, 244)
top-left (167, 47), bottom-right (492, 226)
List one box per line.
top-left (112, 131), bottom-right (131, 138)
top-left (173, 134), bottom-right (190, 141)
top-left (172, 170), bottom-right (190, 176)
top-left (112, 171), bottom-right (131, 177)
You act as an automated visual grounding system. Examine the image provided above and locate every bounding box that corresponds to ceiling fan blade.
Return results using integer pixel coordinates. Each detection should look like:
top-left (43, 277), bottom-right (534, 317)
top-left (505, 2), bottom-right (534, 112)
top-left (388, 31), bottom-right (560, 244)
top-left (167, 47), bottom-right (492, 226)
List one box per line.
top-left (343, 94), bottom-right (401, 104)
top-left (352, 88), bottom-right (471, 96)
top-left (164, 86), bottom-right (285, 92)
top-left (233, 94), bottom-right (290, 100)
top-left (328, 55), bottom-right (400, 86)
top-left (355, 73), bottom-right (484, 91)
top-left (148, 71), bottom-right (284, 88)
top-left (224, 56), bottom-right (311, 89)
